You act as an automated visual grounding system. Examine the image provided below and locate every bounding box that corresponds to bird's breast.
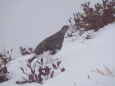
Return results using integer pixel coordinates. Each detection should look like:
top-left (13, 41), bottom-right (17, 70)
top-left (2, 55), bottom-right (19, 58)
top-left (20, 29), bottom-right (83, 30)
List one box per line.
top-left (38, 50), bottom-right (59, 58)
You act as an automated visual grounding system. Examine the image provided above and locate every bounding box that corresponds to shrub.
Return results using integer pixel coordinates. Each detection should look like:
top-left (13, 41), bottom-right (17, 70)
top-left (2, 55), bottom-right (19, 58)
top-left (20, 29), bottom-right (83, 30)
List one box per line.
top-left (69, 0), bottom-right (115, 32)
top-left (0, 49), bottom-right (13, 83)
top-left (16, 59), bottom-right (65, 84)
top-left (20, 46), bottom-right (33, 56)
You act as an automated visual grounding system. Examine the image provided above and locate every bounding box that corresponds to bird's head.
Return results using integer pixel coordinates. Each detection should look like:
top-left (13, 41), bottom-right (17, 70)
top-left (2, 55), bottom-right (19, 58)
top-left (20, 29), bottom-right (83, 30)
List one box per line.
top-left (61, 25), bottom-right (70, 34)
top-left (61, 25), bottom-right (75, 34)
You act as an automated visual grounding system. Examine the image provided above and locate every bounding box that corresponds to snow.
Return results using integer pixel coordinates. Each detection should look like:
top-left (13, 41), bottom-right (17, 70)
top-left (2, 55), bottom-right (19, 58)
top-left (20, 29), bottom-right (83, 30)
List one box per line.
top-left (0, 0), bottom-right (115, 86)
top-left (1, 23), bottom-right (115, 86)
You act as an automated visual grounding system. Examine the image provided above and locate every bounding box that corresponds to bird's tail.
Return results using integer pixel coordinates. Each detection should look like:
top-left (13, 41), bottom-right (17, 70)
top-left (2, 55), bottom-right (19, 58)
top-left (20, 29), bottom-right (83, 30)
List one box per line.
top-left (28, 55), bottom-right (36, 63)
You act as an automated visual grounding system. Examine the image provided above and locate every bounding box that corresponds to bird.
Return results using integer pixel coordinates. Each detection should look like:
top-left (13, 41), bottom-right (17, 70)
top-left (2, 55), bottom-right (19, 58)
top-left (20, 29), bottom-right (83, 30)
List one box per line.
top-left (28, 25), bottom-right (70, 63)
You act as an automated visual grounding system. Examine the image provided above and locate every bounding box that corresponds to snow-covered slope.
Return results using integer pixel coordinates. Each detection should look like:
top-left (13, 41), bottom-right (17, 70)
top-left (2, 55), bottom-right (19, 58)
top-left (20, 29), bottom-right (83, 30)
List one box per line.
top-left (1, 23), bottom-right (115, 86)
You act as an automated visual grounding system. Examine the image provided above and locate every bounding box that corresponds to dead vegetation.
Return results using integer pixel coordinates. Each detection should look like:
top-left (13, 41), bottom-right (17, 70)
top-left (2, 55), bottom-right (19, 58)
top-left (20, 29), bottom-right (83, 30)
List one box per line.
top-left (92, 64), bottom-right (114, 76)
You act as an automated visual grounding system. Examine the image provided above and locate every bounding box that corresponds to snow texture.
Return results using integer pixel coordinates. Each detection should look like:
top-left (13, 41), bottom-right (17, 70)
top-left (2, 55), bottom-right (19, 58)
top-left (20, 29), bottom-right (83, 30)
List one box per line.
top-left (0, 0), bottom-right (115, 86)
top-left (1, 23), bottom-right (115, 86)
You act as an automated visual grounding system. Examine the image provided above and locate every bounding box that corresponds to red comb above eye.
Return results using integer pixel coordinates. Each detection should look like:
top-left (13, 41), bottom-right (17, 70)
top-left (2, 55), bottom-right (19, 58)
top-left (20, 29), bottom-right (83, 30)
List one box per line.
top-left (65, 25), bottom-right (69, 27)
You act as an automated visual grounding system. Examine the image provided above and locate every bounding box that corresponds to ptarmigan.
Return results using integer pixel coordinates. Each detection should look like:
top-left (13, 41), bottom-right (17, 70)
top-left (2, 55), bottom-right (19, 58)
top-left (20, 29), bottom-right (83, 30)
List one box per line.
top-left (29, 25), bottom-right (71, 63)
